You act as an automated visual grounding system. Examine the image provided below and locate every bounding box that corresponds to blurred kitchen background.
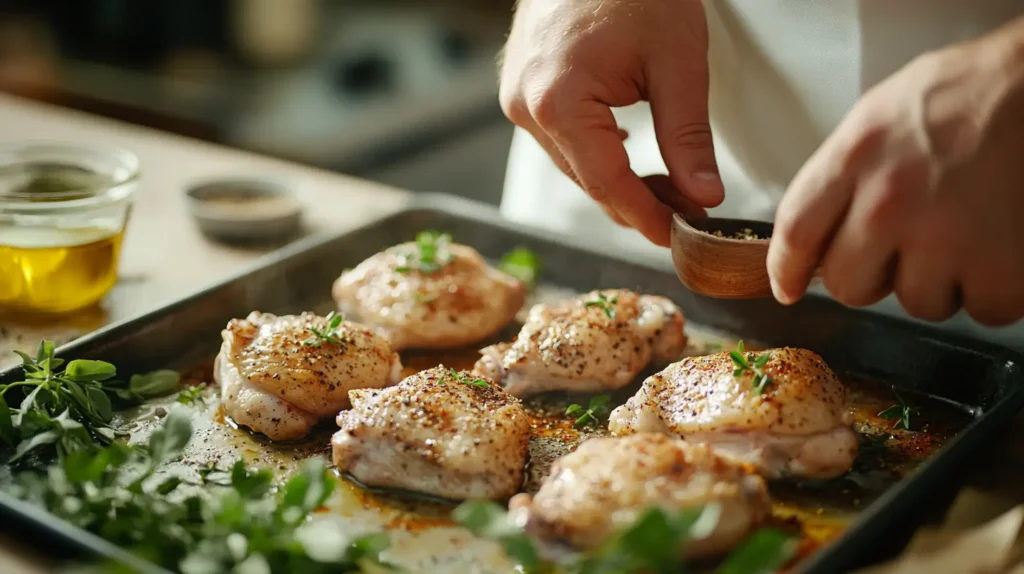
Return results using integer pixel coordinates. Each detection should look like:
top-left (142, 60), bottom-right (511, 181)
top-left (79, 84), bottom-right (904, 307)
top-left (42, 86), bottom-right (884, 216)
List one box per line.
top-left (0, 0), bottom-right (515, 205)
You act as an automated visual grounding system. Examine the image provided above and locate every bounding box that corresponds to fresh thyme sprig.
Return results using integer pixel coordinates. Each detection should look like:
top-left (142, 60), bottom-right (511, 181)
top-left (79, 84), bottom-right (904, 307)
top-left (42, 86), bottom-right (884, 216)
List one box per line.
top-left (396, 230), bottom-right (453, 274)
top-left (566, 395), bottom-right (611, 429)
top-left (729, 341), bottom-right (773, 394)
top-left (0, 341), bottom-right (182, 465)
top-left (878, 386), bottom-right (918, 431)
top-left (499, 247), bottom-right (542, 288)
top-left (453, 500), bottom-right (796, 574)
top-left (448, 369), bottom-right (490, 388)
top-left (584, 292), bottom-right (619, 319)
top-left (303, 311), bottom-right (349, 347)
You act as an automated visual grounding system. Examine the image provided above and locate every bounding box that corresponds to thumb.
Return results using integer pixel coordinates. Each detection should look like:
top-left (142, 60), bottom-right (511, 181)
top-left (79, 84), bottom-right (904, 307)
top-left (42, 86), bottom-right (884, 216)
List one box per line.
top-left (648, 55), bottom-right (724, 208)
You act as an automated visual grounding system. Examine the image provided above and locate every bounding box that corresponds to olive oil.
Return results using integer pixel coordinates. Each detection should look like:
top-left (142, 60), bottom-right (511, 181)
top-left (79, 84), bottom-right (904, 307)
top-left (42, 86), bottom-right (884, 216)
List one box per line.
top-left (0, 226), bottom-right (123, 313)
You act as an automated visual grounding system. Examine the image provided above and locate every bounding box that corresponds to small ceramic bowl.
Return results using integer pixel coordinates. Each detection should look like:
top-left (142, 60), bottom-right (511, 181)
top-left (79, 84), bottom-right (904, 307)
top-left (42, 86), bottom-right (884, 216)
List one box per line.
top-left (670, 214), bottom-right (775, 299)
top-left (185, 177), bottom-right (304, 244)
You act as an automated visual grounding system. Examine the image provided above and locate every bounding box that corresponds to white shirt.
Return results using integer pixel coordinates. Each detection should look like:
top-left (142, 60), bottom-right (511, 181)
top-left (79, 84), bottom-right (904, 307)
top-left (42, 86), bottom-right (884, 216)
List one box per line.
top-left (500, 0), bottom-right (1024, 348)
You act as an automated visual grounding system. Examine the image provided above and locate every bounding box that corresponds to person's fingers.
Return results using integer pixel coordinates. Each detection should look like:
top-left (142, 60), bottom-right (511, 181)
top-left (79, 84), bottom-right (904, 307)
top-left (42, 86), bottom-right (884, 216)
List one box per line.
top-left (537, 98), bottom-right (674, 246)
top-left (894, 254), bottom-right (960, 322)
top-left (767, 118), bottom-right (884, 305)
top-left (520, 122), bottom-right (581, 185)
top-left (617, 128), bottom-right (629, 141)
top-left (599, 203), bottom-right (629, 227)
top-left (643, 174), bottom-right (708, 219)
top-left (648, 51), bottom-right (724, 209)
top-left (818, 170), bottom-right (907, 307)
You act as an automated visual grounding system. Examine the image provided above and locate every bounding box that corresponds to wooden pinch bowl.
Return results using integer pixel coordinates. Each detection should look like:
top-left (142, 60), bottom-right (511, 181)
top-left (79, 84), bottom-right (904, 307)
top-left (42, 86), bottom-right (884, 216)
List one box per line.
top-left (671, 214), bottom-right (775, 299)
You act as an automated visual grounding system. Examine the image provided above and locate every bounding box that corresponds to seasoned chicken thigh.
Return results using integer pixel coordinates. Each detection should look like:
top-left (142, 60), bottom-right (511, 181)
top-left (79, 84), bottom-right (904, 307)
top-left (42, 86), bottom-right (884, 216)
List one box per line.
top-left (332, 365), bottom-right (531, 501)
top-left (473, 289), bottom-right (686, 397)
top-left (509, 433), bottom-right (771, 557)
top-left (331, 232), bottom-right (526, 350)
top-left (609, 347), bottom-right (858, 479)
top-left (214, 311), bottom-right (402, 441)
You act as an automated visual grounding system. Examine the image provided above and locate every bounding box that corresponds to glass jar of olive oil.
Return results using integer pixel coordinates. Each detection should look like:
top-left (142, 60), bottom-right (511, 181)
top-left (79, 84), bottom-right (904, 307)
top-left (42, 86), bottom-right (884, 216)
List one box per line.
top-left (0, 143), bottom-right (140, 314)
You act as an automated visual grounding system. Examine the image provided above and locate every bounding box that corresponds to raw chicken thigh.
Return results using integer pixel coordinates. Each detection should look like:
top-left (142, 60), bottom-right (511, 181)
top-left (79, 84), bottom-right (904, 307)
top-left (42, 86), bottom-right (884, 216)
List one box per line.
top-left (215, 311), bottom-right (402, 441)
top-left (509, 433), bottom-right (771, 557)
top-left (332, 365), bottom-right (531, 501)
top-left (473, 289), bottom-right (686, 397)
top-left (331, 232), bottom-right (525, 351)
top-left (609, 347), bottom-right (858, 479)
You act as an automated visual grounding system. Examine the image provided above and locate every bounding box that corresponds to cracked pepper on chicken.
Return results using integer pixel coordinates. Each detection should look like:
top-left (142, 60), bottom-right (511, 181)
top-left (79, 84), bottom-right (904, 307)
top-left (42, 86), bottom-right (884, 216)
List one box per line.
top-left (214, 311), bottom-right (402, 441)
top-left (331, 237), bottom-right (525, 351)
top-left (610, 347), bottom-right (858, 479)
top-left (473, 288), bottom-right (687, 397)
top-left (332, 365), bottom-right (531, 501)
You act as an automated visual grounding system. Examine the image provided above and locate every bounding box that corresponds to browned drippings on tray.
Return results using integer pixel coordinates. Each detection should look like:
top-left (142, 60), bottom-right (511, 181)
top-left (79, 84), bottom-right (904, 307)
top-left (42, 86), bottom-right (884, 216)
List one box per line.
top-left (173, 329), bottom-right (972, 570)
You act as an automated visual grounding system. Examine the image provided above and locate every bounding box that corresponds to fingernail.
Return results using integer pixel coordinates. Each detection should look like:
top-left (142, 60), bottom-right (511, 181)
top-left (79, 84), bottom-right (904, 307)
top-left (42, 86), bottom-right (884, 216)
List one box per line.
top-left (691, 171), bottom-right (725, 202)
top-left (770, 278), bottom-right (794, 305)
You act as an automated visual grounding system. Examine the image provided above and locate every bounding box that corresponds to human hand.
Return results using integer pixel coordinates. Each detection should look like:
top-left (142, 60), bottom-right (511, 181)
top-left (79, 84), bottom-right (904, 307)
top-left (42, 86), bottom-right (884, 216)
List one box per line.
top-left (767, 18), bottom-right (1024, 325)
top-left (499, 0), bottom-right (724, 246)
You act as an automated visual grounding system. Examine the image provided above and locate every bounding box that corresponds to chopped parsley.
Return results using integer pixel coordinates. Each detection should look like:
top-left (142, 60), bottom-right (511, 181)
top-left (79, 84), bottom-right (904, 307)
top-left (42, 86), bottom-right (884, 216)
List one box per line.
top-left (303, 311), bottom-right (349, 347)
top-left (878, 386), bottom-right (918, 431)
top-left (584, 292), bottom-right (619, 319)
top-left (396, 230), bottom-right (453, 274)
top-left (730, 341), bottom-right (773, 394)
top-left (566, 394), bottom-right (611, 429)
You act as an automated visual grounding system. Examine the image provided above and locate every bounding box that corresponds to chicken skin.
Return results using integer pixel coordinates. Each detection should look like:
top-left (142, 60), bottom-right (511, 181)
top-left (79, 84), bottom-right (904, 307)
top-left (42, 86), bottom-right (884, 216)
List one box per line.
top-left (331, 233), bottom-right (526, 351)
top-left (508, 433), bottom-right (771, 557)
top-left (332, 365), bottom-right (531, 501)
top-left (609, 347), bottom-right (858, 479)
top-left (472, 289), bottom-right (686, 398)
top-left (214, 311), bottom-right (402, 441)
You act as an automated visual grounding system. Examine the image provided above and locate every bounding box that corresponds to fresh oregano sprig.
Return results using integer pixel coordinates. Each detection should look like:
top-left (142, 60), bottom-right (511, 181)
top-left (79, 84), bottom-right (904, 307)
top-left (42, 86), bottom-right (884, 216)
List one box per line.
top-left (11, 409), bottom-right (395, 574)
top-left (729, 341), bottom-right (773, 395)
top-left (0, 340), bottom-right (182, 465)
top-left (566, 395), bottom-right (611, 429)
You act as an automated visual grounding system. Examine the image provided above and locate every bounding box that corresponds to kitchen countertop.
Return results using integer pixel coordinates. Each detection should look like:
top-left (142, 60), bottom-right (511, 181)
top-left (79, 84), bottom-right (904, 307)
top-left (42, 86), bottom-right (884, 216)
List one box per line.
top-left (0, 94), bottom-right (1022, 573)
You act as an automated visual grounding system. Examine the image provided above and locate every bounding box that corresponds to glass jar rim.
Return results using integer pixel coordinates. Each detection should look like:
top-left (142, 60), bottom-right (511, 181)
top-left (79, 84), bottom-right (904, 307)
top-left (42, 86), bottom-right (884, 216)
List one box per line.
top-left (0, 141), bottom-right (141, 214)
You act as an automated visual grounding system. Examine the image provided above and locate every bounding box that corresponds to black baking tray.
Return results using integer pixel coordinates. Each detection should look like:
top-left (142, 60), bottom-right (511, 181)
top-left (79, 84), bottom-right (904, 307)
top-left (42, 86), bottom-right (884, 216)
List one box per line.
top-left (2, 192), bottom-right (1023, 574)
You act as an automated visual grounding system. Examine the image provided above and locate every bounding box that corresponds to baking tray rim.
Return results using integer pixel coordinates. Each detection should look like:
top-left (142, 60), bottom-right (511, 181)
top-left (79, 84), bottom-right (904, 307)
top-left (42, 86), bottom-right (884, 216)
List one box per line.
top-left (0, 191), bottom-right (1021, 574)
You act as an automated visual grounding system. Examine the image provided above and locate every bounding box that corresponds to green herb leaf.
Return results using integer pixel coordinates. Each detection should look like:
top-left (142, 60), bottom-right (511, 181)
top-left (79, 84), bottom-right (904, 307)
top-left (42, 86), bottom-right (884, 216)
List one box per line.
top-left (714, 529), bottom-right (796, 574)
top-left (146, 409), bottom-right (192, 465)
top-left (566, 394), bottom-right (612, 429)
top-left (129, 370), bottom-right (182, 398)
top-left (499, 247), bottom-right (542, 287)
top-left (64, 360), bottom-right (117, 382)
top-left (396, 230), bottom-right (454, 275)
top-left (879, 387), bottom-right (917, 431)
top-left (730, 341), bottom-right (774, 394)
top-left (10, 429), bottom-right (60, 462)
top-left (0, 394), bottom-right (15, 446)
top-left (584, 292), bottom-right (619, 319)
top-left (303, 312), bottom-right (350, 347)
top-left (448, 369), bottom-right (490, 389)
top-left (176, 383), bottom-right (209, 407)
